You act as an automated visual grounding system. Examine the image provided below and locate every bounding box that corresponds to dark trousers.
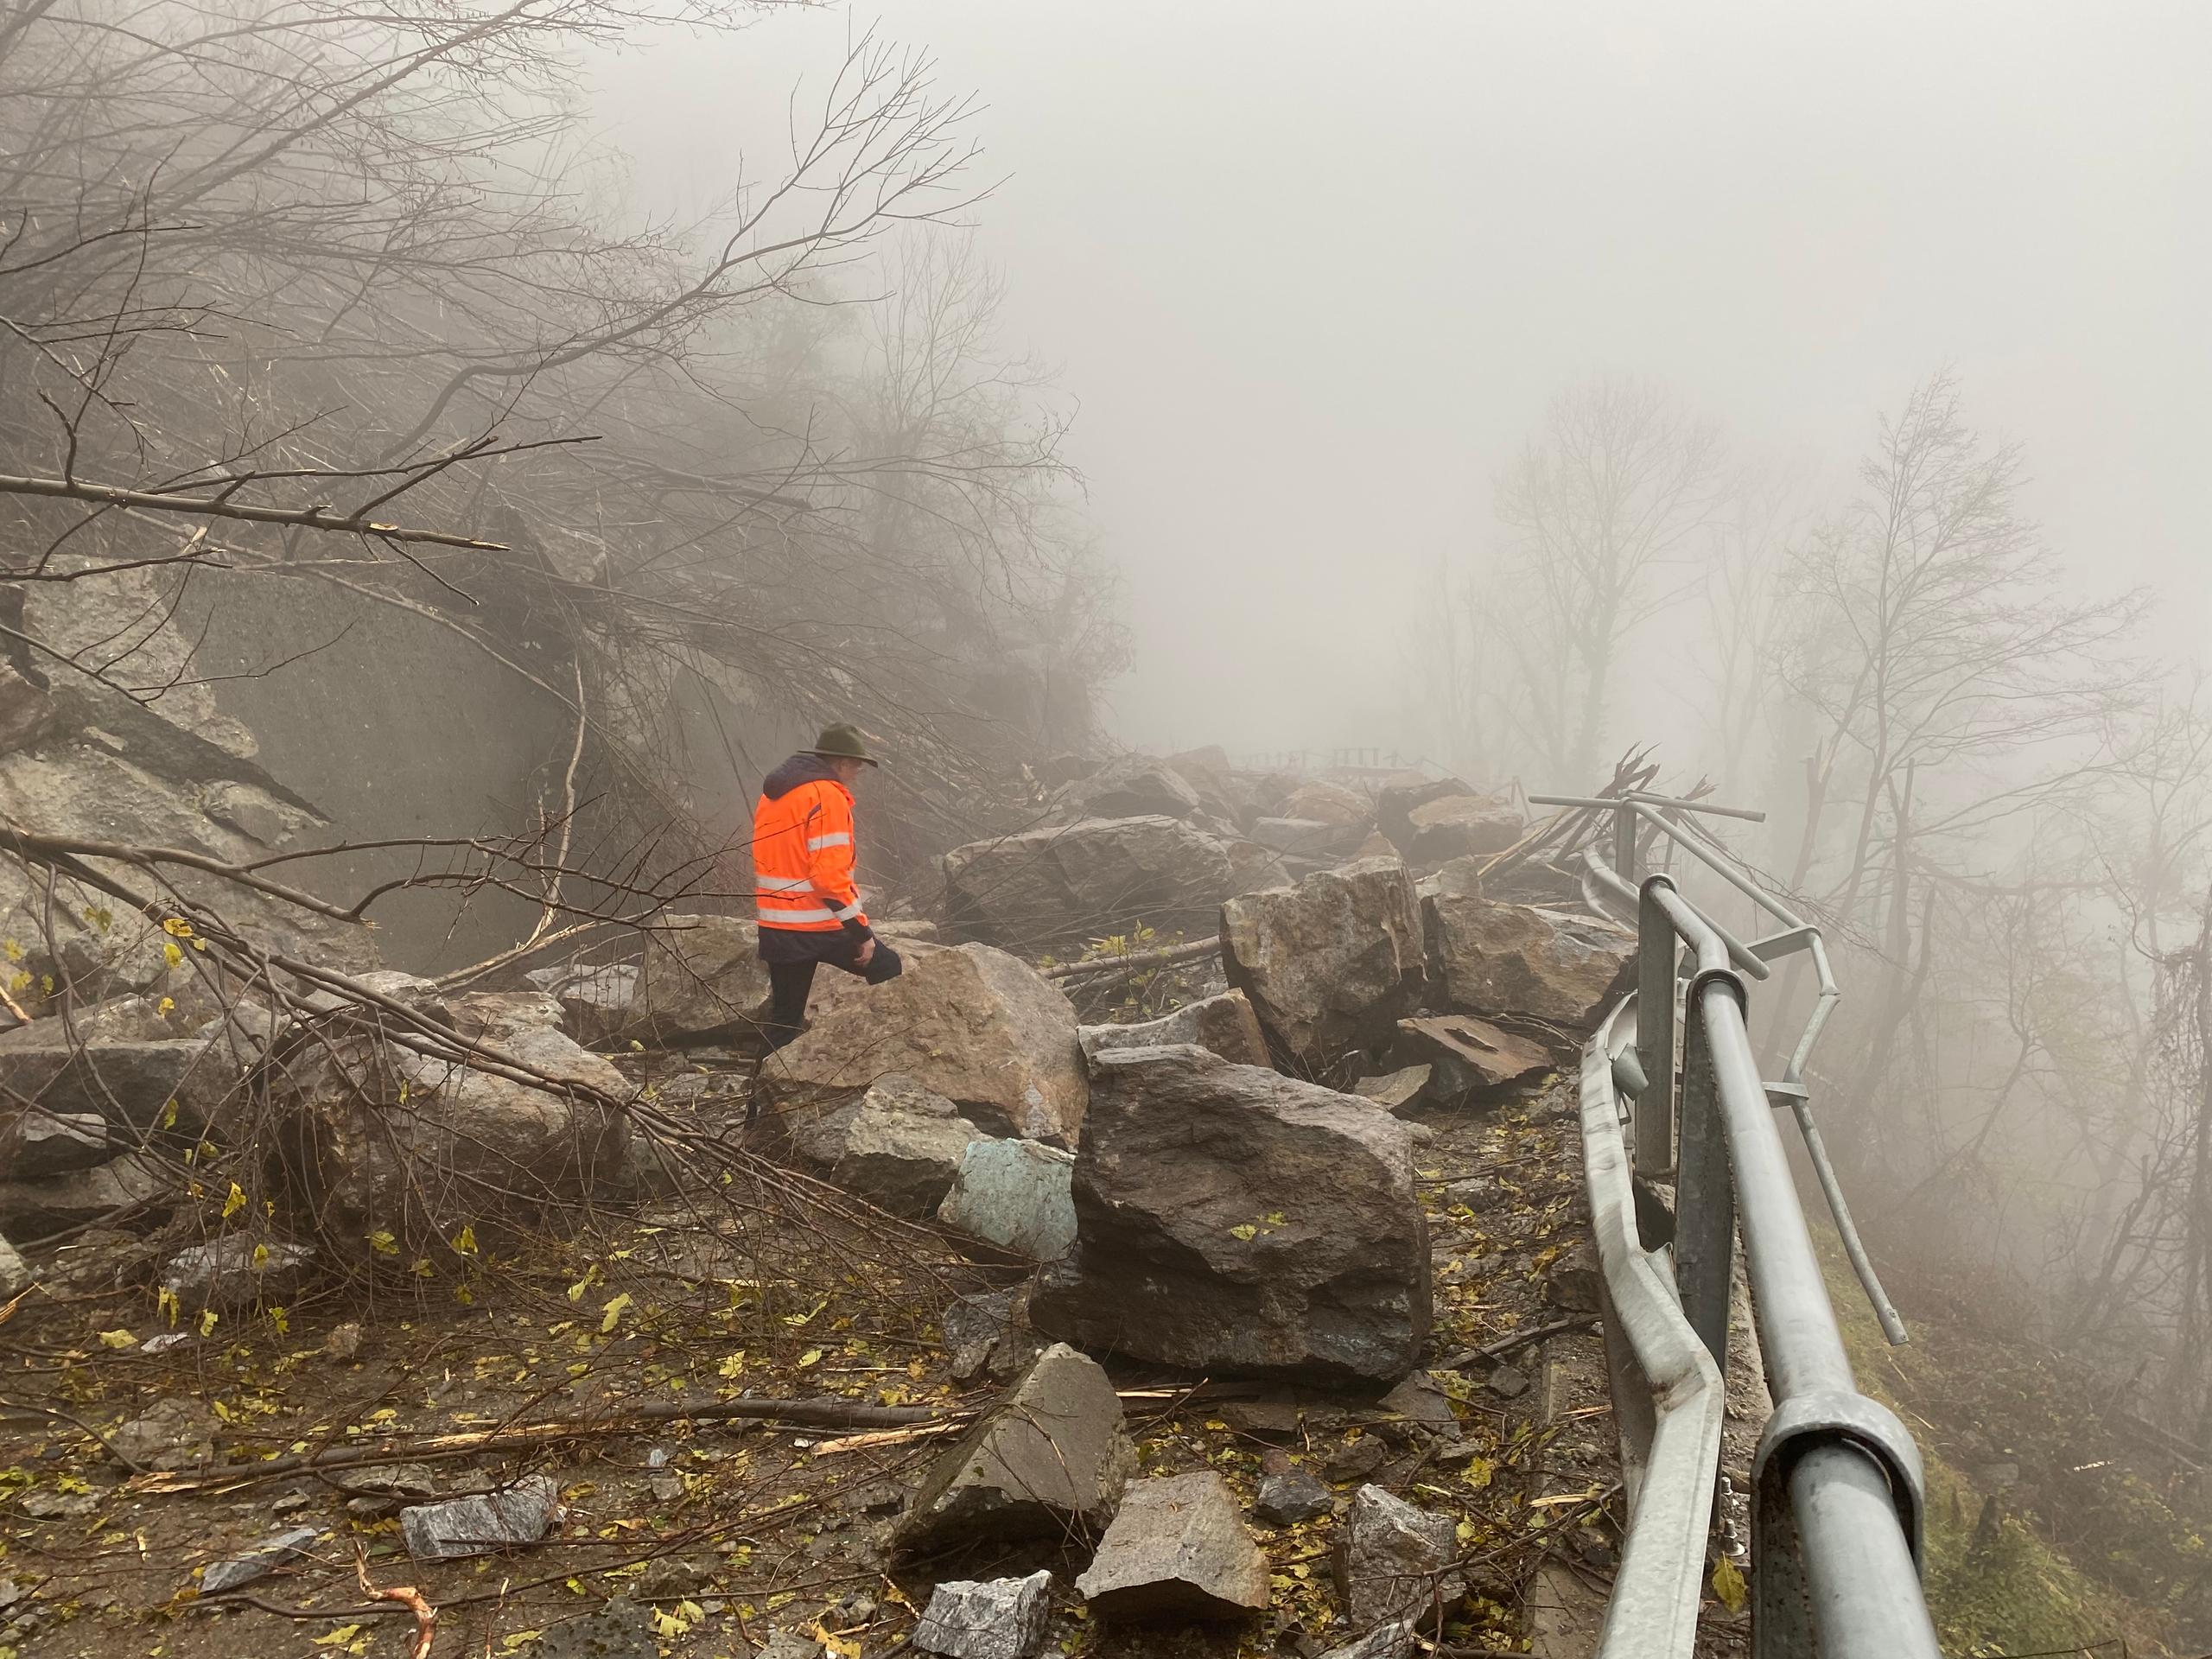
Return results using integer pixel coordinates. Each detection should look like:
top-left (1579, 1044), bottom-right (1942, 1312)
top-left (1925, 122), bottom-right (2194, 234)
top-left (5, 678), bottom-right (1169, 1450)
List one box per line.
top-left (762, 938), bottom-right (904, 1052)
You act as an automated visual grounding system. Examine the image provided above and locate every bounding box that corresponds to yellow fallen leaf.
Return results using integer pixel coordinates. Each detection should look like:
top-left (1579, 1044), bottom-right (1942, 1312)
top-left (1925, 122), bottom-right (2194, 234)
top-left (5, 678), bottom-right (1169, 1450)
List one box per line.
top-left (599, 1292), bottom-right (632, 1333)
top-left (312, 1626), bottom-right (363, 1648)
top-left (97, 1330), bottom-right (136, 1351)
top-left (1712, 1554), bottom-right (1748, 1613)
top-left (797, 1348), bottom-right (823, 1369)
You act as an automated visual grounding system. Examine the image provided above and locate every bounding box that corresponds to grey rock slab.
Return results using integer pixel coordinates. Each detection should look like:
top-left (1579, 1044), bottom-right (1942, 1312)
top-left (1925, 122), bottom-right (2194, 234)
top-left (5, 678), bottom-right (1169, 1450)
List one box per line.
top-left (1402, 795), bottom-right (1522, 868)
top-left (938, 1138), bottom-right (1077, 1261)
top-left (1320, 1437), bottom-right (1389, 1484)
top-left (524, 963), bottom-right (642, 1049)
top-left (762, 944), bottom-right (1087, 1147)
top-left (1281, 779), bottom-right (1372, 828)
top-left (912, 1568), bottom-right (1054, 1659)
top-left (944, 815), bottom-right (1232, 955)
top-left (0, 1108), bottom-right (108, 1178)
top-left (1075, 1471), bottom-right (1268, 1620)
top-left (0, 1234), bottom-right (26, 1298)
top-left (1223, 858), bottom-right (1425, 1073)
top-left (786, 1073), bottom-right (982, 1218)
top-left (755, 1633), bottom-right (825, 1659)
top-left (894, 1343), bottom-right (1134, 1556)
top-left (1332, 1485), bottom-right (1465, 1630)
top-left (199, 1525), bottom-right (323, 1594)
top-left (1030, 1044), bottom-right (1431, 1384)
top-left (1252, 1467), bottom-right (1333, 1528)
top-left (1376, 1373), bottom-right (1458, 1440)
top-left (941, 1286), bottom-right (1040, 1384)
top-left (399, 1474), bottom-right (563, 1560)
top-left (0, 1028), bottom-right (238, 1132)
top-left (1079, 990), bottom-right (1268, 1071)
top-left (1250, 817), bottom-right (1368, 861)
top-left (1071, 756), bottom-right (1203, 821)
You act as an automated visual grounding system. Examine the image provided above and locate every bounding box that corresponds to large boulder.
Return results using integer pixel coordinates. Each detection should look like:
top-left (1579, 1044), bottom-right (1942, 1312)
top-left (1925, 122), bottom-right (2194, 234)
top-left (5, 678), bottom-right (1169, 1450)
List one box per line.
top-left (1281, 779), bottom-right (1371, 828)
top-left (894, 1343), bottom-right (1135, 1556)
top-left (1424, 897), bottom-right (1635, 1030)
top-left (1079, 990), bottom-right (1269, 1071)
top-left (1030, 1045), bottom-right (1431, 1383)
top-left (0, 1107), bottom-right (109, 1177)
top-left (0, 1153), bottom-right (171, 1240)
top-left (943, 817), bottom-right (1232, 954)
top-left (1075, 1471), bottom-right (1269, 1619)
top-left (262, 1020), bottom-right (635, 1259)
top-left (0, 1018), bottom-right (246, 1135)
top-left (785, 1073), bottom-right (982, 1218)
top-left (1222, 858), bottom-right (1425, 1075)
top-left (1376, 774), bottom-right (1474, 851)
top-left (759, 945), bottom-right (1087, 1147)
top-left (1251, 817), bottom-right (1368, 861)
top-left (630, 916), bottom-right (771, 1046)
top-left (1071, 757), bottom-right (1202, 822)
top-left (522, 963), bottom-right (640, 1048)
top-left (1401, 795), bottom-right (1522, 868)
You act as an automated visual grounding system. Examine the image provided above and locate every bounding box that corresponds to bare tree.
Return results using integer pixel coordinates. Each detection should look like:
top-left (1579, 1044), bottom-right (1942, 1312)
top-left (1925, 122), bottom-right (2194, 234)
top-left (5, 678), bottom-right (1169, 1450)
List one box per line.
top-left (1490, 375), bottom-right (1724, 779)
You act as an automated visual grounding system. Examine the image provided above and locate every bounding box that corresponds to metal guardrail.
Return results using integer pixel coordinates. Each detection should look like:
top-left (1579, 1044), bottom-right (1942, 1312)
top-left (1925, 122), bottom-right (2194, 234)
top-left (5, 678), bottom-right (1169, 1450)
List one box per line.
top-left (1529, 791), bottom-right (1938, 1659)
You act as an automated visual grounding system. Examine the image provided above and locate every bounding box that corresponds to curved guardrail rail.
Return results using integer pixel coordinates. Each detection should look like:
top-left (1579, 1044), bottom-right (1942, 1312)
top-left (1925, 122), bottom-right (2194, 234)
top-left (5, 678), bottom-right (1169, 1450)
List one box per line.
top-left (1529, 791), bottom-right (1939, 1659)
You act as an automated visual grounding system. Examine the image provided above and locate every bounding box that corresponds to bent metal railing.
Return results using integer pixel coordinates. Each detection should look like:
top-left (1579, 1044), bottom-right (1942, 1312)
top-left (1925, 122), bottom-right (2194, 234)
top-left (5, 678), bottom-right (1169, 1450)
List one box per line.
top-left (1529, 791), bottom-right (1938, 1659)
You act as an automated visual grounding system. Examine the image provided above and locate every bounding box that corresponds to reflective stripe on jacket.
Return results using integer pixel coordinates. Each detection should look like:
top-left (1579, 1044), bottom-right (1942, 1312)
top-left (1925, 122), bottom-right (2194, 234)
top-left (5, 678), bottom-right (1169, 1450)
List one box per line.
top-left (753, 757), bottom-right (868, 934)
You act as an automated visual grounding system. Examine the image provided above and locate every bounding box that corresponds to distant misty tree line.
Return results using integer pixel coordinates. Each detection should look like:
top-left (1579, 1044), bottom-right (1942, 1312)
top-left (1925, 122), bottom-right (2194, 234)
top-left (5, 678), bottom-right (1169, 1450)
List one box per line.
top-left (1414, 370), bottom-right (2212, 1459)
top-left (0, 0), bottom-right (1126, 873)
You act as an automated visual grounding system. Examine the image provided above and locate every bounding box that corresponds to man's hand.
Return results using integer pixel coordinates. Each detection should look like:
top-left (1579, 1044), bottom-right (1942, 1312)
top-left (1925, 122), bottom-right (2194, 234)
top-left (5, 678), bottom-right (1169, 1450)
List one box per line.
top-left (855, 937), bottom-right (876, 967)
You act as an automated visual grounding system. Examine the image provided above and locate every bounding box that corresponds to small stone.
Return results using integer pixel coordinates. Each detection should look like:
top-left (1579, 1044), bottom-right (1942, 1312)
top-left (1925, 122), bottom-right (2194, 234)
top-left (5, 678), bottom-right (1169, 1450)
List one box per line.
top-left (912, 1568), bottom-right (1053, 1659)
top-left (633, 1556), bottom-right (710, 1600)
top-left (1075, 1471), bottom-right (1268, 1619)
top-left (648, 1474), bottom-right (683, 1503)
top-left (399, 1475), bottom-right (562, 1561)
top-left (270, 1491), bottom-right (312, 1516)
top-left (1543, 1237), bottom-right (1603, 1313)
top-left (19, 1491), bottom-right (95, 1519)
top-left (1332, 1485), bottom-right (1465, 1629)
top-left (198, 1526), bottom-right (323, 1594)
top-left (111, 1396), bottom-right (217, 1471)
top-left (1484, 1364), bottom-right (1530, 1400)
top-left (324, 1321), bottom-right (363, 1360)
top-left (1351, 1066), bottom-right (1431, 1115)
top-left (141, 1332), bottom-right (191, 1355)
top-left (1253, 1467), bottom-right (1333, 1528)
top-left (1219, 1397), bottom-right (1305, 1439)
top-left (1322, 1436), bottom-right (1389, 1484)
top-left (755, 1630), bottom-right (824, 1658)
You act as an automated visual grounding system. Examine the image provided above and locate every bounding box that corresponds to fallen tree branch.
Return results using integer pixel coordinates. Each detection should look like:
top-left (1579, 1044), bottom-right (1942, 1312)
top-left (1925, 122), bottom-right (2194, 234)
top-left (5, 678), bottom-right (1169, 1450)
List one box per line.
top-left (355, 1545), bottom-right (438, 1659)
top-left (1437, 1315), bottom-right (1597, 1371)
top-left (130, 1395), bottom-right (958, 1493)
top-left (1043, 938), bottom-right (1220, 982)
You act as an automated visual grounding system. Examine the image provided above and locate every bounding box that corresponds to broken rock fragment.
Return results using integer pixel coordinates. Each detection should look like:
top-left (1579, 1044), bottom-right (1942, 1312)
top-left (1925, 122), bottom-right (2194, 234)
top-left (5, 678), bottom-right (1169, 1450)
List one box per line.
top-left (0, 1108), bottom-right (108, 1178)
top-left (894, 1343), bottom-right (1133, 1556)
top-left (1351, 1065), bottom-right (1431, 1115)
top-left (1393, 1014), bottom-right (1550, 1097)
top-left (1332, 1485), bottom-right (1465, 1630)
top-left (1030, 1045), bottom-right (1431, 1384)
top-left (160, 1236), bottom-right (315, 1313)
top-left (912, 1567), bottom-right (1054, 1659)
top-left (1075, 1471), bottom-right (1268, 1619)
top-left (400, 1474), bottom-right (563, 1561)
top-left (197, 1525), bottom-right (323, 1594)
top-left (944, 816), bottom-right (1231, 953)
top-left (1252, 1466), bottom-right (1332, 1528)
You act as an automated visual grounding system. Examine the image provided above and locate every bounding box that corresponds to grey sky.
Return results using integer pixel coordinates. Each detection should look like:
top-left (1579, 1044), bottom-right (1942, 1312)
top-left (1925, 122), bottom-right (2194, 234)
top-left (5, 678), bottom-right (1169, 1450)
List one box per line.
top-left (594, 1), bottom-right (2211, 757)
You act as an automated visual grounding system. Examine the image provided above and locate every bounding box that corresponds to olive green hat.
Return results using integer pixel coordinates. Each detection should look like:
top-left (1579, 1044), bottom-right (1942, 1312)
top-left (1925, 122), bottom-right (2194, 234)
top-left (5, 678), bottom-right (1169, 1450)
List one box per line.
top-left (808, 723), bottom-right (879, 766)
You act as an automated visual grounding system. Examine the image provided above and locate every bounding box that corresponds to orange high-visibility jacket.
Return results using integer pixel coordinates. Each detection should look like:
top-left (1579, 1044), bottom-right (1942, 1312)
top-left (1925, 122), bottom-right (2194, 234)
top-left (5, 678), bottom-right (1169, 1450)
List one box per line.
top-left (752, 761), bottom-right (868, 935)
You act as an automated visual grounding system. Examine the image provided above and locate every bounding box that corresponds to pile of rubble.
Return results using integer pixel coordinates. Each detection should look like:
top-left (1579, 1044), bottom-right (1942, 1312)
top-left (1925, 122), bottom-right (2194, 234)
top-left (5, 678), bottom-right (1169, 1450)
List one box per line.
top-left (0, 751), bottom-right (1643, 1655)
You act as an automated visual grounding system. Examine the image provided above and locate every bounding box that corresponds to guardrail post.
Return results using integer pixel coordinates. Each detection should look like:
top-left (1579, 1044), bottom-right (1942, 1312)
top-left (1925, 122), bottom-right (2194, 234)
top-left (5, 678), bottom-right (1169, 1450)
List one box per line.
top-left (1674, 973), bottom-right (1737, 1378)
top-left (1613, 802), bottom-right (1638, 887)
top-left (1635, 878), bottom-right (1677, 1175)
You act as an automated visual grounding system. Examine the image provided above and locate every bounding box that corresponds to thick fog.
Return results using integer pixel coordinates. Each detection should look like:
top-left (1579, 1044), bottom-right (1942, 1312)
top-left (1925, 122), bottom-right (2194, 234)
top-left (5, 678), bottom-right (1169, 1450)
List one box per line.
top-left (594, 0), bottom-right (2211, 758)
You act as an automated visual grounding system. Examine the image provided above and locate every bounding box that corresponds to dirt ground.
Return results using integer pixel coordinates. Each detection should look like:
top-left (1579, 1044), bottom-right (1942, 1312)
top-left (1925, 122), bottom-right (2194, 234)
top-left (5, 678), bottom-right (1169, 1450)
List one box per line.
top-left (0, 1064), bottom-right (1669, 1659)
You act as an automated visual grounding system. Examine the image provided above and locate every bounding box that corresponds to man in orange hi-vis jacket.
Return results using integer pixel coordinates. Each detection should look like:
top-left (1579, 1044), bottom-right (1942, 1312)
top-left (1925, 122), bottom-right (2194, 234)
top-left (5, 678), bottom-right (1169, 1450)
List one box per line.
top-left (752, 722), bottom-right (903, 1052)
